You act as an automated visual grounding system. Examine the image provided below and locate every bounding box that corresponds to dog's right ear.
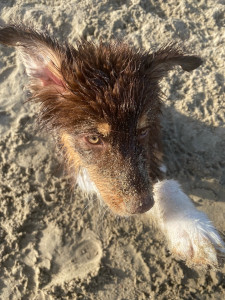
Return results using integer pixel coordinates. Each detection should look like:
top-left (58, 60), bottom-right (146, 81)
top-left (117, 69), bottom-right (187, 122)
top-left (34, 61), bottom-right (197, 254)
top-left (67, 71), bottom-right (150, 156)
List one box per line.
top-left (0, 25), bottom-right (89, 131)
top-left (0, 24), bottom-right (67, 92)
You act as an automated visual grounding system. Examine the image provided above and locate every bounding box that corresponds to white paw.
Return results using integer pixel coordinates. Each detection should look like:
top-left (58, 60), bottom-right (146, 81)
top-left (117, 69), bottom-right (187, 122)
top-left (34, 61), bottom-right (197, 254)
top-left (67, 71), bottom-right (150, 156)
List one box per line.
top-left (165, 212), bottom-right (225, 267)
top-left (152, 179), bottom-right (225, 267)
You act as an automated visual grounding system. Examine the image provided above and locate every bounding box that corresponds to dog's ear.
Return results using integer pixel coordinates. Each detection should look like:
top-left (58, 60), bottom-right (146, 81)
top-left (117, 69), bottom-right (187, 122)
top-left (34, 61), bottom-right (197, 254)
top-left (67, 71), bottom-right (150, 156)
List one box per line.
top-left (0, 24), bottom-right (67, 91)
top-left (146, 43), bottom-right (203, 79)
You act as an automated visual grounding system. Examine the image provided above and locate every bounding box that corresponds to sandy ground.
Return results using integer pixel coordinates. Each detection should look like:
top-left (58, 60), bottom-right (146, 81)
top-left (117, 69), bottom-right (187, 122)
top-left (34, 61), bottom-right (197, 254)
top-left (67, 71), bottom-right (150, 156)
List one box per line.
top-left (0, 0), bottom-right (225, 299)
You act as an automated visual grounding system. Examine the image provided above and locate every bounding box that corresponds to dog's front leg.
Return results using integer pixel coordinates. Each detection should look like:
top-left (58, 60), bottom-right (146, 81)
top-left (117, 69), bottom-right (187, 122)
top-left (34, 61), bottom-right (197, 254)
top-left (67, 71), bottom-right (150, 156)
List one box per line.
top-left (148, 180), bottom-right (225, 267)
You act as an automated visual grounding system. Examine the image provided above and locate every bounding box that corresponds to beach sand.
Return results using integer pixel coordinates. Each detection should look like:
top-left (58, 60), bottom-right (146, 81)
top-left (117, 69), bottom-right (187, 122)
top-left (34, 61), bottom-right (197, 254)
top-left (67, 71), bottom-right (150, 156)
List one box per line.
top-left (0, 0), bottom-right (225, 299)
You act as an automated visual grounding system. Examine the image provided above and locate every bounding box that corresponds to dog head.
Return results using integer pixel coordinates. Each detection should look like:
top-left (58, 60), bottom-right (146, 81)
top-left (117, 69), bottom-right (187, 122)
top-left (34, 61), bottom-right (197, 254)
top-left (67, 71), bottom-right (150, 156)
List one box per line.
top-left (0, 25), bottom-right (202, 215)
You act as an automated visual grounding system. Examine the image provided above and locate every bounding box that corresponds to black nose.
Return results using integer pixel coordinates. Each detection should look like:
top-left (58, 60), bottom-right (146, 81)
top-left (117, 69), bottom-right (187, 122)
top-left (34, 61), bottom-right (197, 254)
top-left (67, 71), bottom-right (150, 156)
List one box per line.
top-left (125, 195), bottom-right (154, 214)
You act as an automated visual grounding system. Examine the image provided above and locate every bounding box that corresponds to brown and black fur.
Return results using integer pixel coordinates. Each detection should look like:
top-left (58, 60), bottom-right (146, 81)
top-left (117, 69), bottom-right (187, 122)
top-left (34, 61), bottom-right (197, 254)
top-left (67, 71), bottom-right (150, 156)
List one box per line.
top-left (0, 24), bottom-right (202, 215)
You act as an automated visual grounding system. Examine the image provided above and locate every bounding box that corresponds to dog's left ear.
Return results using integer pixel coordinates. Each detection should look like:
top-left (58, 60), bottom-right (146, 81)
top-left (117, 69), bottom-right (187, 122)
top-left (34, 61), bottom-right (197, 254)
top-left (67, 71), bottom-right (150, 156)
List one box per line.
top-left (146, 43), bottom-right (203, 78)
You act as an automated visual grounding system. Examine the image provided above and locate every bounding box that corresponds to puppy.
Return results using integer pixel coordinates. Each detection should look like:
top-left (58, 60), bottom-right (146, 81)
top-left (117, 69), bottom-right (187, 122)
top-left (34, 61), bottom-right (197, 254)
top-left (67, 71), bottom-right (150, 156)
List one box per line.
top-left (0, 24), bottom-right (224, 267)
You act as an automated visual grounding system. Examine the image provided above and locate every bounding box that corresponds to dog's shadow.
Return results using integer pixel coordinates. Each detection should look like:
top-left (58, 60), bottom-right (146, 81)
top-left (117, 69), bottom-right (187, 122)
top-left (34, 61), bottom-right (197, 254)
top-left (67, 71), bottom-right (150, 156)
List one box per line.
top-left (161, 105), bottom-right (225, 201)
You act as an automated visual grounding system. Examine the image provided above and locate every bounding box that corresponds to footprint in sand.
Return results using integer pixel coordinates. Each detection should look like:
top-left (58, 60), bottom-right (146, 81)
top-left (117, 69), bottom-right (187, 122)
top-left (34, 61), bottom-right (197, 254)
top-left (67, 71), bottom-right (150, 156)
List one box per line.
top-left (38, 223), bottom-right (102, 288)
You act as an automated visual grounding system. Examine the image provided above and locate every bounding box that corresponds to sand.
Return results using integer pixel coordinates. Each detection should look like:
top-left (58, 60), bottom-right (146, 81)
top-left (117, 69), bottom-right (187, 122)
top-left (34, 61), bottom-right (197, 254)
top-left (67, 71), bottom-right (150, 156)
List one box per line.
top-left (0, 0), bottom-right (225, 299)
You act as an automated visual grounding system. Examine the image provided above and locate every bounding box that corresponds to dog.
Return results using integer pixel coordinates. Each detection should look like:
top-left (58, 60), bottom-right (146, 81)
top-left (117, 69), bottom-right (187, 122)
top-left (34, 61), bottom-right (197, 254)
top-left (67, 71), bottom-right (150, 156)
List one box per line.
top-left (0, 24), bottom-right (224, 267)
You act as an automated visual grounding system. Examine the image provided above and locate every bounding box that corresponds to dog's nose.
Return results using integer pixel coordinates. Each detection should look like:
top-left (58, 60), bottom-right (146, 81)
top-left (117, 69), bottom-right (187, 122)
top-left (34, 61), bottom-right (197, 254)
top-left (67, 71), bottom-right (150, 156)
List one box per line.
top-left (125, 195), bottom-right (154, 214)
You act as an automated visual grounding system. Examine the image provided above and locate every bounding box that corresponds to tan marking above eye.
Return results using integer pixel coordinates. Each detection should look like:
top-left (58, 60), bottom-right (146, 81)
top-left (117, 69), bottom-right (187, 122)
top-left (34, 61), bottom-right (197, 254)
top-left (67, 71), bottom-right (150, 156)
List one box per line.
top-left (97, 123), bottom-right (111, 137)
top-left (137, 114), bottom-right (148, 130)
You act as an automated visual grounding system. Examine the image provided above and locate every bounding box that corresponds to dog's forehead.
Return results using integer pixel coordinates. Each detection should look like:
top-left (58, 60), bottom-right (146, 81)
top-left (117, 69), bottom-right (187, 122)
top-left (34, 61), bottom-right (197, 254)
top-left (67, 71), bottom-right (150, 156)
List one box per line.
top-left (67, 42), bottom-right (160, 134)
top-left (73, 41), bottom-right (148, 91)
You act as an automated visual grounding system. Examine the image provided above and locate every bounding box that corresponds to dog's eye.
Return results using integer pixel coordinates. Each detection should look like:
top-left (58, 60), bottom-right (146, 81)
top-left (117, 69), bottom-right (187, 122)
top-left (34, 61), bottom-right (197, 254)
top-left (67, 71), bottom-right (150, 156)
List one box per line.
top-left (138, 128), bottom-right (149, 138)
top-left (86, 135), bottom-right (101, 145)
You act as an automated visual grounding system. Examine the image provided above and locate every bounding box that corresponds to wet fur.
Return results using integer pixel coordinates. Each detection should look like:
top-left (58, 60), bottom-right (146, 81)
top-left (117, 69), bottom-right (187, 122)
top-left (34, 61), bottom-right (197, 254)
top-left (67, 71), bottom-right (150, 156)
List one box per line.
top-left (0, 24), bottom-right (224, 267)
